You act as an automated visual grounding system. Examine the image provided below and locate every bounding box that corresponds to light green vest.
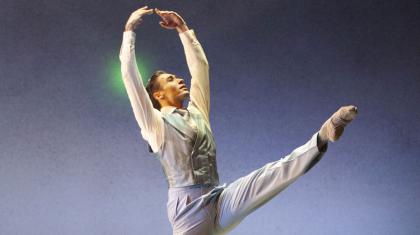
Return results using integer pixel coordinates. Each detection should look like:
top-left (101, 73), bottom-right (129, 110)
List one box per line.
top-left (151, 104), bottom-right (220, 188)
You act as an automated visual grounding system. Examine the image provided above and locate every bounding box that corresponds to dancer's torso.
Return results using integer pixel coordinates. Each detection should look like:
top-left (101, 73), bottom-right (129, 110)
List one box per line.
top-left (151, 104), bottom-right (219, 188)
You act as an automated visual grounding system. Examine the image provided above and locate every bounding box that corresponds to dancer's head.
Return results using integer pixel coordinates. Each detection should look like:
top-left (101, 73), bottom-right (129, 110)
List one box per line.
top-left (146, 70), bottom-right (189, 110)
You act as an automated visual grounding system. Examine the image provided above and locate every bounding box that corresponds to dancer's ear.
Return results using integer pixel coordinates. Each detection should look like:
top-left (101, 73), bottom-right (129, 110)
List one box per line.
top-left (153, 90), bottom-right (164, 101)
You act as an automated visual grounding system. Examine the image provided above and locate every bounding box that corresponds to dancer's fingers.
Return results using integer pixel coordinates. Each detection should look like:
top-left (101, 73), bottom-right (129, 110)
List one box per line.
top-left (346, 105), bottom-right (358, 113)
top-left (158, 14), bottom-right (170, 23)
top-left (155, 8), bottom-right (172, 16)
top-left (135, 6), bottom-right (148, 12)
top-left (135, 6), bottom-right (152, 14)
top-left (140, 6), bottom-right (152, 11)
top-left (350, 105), bottom-right (358, 114)
top-left (159, 21), bottom-right (172, 29)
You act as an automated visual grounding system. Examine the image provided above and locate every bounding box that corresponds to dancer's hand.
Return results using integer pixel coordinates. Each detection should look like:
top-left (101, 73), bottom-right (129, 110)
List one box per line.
top-left (155, 8), bottom-right (189, 33)
top-left (125, 6), bottom-right (154, 31)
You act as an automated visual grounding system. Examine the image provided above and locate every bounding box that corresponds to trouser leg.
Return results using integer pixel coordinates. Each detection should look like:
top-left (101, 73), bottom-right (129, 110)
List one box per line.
top-left (214, 132), bottom-right (327, 234)
top-left (169, 186), bottom-right (221, 235)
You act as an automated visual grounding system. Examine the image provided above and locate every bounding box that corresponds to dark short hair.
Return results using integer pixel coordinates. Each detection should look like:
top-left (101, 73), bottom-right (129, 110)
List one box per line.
top-left (146, 70), bottom-right (167, 110)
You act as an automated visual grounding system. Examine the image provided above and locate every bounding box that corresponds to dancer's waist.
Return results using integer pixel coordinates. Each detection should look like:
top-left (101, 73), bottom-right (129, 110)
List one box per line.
top-left (168, 183), bottom-right (216, 196)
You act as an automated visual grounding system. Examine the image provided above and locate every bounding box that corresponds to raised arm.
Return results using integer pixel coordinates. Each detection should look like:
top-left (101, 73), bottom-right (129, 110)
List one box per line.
top-left (155, 8), bottom-right (211, 125)
top-left (119, 6), bottom-right (164, 153)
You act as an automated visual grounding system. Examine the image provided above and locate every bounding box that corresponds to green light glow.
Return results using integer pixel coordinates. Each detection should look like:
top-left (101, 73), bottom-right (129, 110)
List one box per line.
top-left (106, 56), bottom-right (152, 99)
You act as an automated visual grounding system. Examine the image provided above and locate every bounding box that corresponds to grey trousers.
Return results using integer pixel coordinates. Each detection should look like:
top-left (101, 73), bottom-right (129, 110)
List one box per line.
top-left (167, 132), bottom-right (327, 235)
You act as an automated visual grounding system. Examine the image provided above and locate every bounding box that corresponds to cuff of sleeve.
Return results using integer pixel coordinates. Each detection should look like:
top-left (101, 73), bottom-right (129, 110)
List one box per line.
top-left (179, 29), bottom-right (196, 44)
top-left (315, 131), bottom-right (328, 153)
top-left (123, 31), bottom-right (136, 45)
top-left (299, 131), bottom-right (328, 174)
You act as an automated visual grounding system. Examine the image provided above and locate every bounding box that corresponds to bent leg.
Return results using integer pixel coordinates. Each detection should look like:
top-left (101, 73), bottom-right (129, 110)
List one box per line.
top-left (214, 132), bottom-right (327, 234)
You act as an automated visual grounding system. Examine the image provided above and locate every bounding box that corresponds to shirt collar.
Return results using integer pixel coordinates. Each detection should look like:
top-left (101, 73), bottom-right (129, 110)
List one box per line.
top-left (160, 106), bottom-right (177, 115)
top-left (161, 106), bottom-right (187, 115)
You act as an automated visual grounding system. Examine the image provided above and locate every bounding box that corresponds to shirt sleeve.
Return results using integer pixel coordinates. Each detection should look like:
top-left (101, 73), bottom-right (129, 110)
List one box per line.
top-left (119, 31), bottom-right (164, 154)
top-left (179, 29), bottom-right (211, 126)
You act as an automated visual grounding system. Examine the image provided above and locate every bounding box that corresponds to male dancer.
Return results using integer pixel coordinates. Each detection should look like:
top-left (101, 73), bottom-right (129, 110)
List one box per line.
top-left (119, 6), bottom-right (358, 235)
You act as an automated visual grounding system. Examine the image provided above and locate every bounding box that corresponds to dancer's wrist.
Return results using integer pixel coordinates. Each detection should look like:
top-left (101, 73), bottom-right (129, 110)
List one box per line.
top-left (176, 24), bottom-right (189, 33)
top-left (124, 24), bottom-right (135, 32)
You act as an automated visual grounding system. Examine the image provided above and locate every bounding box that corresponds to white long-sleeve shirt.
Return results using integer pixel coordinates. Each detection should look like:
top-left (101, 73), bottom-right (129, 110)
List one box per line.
top-left (119, 29), bottom-right (211, 153)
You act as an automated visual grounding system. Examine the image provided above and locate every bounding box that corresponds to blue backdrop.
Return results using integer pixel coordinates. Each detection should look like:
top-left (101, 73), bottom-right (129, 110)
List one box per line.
top-left (1, 0), bottom-right (419, 234)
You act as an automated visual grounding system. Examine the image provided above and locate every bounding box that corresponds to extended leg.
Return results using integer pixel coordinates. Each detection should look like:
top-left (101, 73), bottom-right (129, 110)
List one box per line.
top-left (214, 131), bottom-right (326, 234)
top-left (214, 105), bottom-right (358, 234)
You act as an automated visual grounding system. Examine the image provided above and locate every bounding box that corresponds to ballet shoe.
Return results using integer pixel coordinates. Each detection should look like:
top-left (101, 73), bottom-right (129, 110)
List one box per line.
top-left (318, 105), bottom-right (358, 143)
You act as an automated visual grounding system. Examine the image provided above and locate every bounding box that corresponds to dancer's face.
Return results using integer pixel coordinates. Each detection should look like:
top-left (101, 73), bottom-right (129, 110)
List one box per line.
top-left (155, 73), bottom-right (189, 106)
